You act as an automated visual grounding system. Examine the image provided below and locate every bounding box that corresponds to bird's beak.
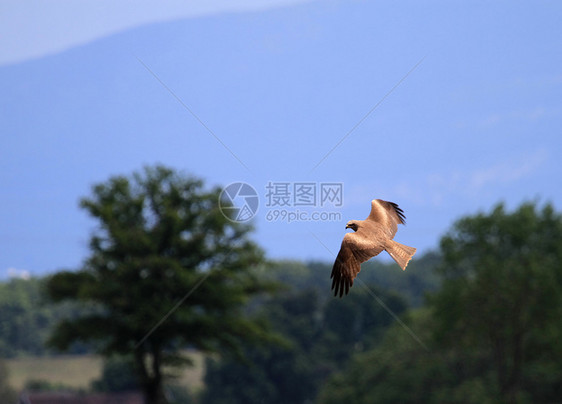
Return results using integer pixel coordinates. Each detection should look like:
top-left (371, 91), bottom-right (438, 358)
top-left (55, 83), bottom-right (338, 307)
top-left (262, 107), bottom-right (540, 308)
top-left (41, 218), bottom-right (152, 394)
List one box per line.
top-left (345, 224), bottom-right (350, 229)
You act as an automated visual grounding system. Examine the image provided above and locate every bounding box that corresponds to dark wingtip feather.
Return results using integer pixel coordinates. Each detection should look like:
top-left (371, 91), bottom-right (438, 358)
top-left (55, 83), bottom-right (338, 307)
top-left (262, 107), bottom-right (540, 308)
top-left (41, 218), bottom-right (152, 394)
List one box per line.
top-left (389, 202), bottom-right (406, 224)
top-left (331, 247), bottom-right (355, 298)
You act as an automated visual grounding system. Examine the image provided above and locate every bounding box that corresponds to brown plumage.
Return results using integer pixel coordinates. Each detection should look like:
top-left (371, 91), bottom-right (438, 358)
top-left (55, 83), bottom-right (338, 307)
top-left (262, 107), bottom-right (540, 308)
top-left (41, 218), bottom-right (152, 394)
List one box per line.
top-left (331, 199), bottom-right (416, 297)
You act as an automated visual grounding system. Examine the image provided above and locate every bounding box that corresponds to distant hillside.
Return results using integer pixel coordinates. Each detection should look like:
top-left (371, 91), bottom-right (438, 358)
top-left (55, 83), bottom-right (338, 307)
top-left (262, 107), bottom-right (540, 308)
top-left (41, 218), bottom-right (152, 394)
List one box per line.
top-left (0, 253), bottom-right (439, 357)
top-left (264, 251), bottom-right (441, 306)
top-left (0, 277), bottom-right (92, 357)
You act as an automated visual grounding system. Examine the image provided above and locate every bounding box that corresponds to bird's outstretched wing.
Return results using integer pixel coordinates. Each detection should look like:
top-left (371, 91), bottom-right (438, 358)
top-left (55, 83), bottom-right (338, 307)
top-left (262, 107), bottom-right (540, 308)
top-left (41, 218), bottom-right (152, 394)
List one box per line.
top-left (367, 199), bottom-right (406, 238)
top-left (331, 233), bottom-right (377, 297)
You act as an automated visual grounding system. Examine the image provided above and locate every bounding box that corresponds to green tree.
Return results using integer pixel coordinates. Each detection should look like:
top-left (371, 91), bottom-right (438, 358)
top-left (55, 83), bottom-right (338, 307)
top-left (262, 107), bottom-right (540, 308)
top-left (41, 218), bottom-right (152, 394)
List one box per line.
top-left (318, 309), bottom-right (442, 404)
top-left (431, 202), bottom-right (562, 403)
top-left (0, 277), bottom-right (94, 357)
top-left (91, 355), bottom-right (139, 392)
top-left (0, 278), bottom-right (53, 356)
top-left (319, 202), bottom-right (562, 404)
top-left (203, 285), bottom-right (408, 404)
top-left (202, 290), bottom-right (324, 404)
top-left (46, 166), bottom-right (274, 404)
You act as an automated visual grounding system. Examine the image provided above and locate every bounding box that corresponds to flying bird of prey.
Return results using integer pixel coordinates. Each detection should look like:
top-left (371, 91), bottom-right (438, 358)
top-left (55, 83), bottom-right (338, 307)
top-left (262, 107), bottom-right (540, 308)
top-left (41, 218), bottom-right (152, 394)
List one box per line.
top-left (331, 199), bottom-right (416, 297)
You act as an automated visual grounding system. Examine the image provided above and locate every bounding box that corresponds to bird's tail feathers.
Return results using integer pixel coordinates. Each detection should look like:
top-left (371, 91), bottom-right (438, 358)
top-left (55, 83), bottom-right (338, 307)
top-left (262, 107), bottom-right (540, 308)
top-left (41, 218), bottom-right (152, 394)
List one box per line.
top-left (386, 240), bottom-right (416, 270)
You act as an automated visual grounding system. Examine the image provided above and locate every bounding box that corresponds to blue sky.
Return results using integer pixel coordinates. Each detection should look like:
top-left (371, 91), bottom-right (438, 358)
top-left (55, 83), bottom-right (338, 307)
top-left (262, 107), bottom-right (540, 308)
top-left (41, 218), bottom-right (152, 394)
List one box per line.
top-left (1, 0), bottom-right (561, 278)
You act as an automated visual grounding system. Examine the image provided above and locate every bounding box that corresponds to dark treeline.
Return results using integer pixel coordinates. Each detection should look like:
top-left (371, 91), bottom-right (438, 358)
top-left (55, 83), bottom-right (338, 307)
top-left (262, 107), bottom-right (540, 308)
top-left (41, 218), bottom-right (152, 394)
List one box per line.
top-left (2, 166), bottom-right (561, 404)
top-left (316, 203), bottom-right (562, 404)
top-left (0, 255), bottom-right (438, 402)
top-left (0, 255), bottom-right (438, 403)
top-left (202, 257), bottom-right (436, 404)
top-left (0, 255), bottom-right (438, 359)
top-left (0, 277), bottom-right (90, 357)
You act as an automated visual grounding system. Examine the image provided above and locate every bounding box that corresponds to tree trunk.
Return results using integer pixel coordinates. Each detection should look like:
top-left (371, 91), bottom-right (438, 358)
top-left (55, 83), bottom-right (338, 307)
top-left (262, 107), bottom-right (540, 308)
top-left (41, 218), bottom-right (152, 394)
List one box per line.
top-left (144, 377), bottom-right (167, 404)
top-left (502, 330), bottom-right (524, 404)
top-left (492, 334), bottom-right (507, 396)
top-left (135, 348), bottom-right (168, 404)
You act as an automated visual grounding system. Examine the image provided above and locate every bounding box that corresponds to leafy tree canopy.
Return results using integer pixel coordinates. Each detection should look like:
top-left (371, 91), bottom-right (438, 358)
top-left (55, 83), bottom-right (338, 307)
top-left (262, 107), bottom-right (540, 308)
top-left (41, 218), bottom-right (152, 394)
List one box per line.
top-left (45, 165), bottom-right (276, 404)
top-left (203, 283), bottom-right (409, 404)
top-left (318, 202), bottom-right (562, 404)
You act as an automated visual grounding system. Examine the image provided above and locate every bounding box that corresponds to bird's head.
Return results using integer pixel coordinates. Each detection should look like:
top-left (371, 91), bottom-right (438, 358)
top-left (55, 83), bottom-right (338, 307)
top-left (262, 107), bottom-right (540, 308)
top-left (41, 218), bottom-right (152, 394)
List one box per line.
top-left (345, 221), bottom-right (359, 232)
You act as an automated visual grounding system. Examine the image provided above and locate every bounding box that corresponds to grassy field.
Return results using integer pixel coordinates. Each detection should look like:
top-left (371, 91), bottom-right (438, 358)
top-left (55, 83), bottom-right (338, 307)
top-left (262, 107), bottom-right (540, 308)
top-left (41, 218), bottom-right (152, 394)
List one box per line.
top-left (6, 354), bottom-right (102, 391)
top-left (6, 351), bottom-right (205, 393)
